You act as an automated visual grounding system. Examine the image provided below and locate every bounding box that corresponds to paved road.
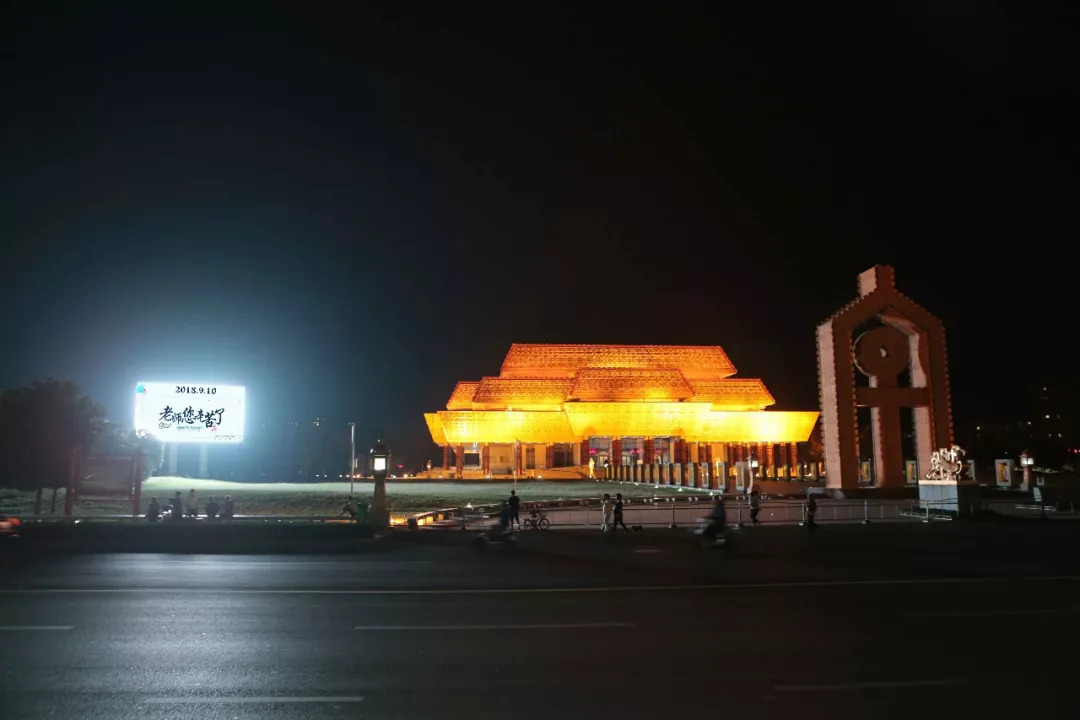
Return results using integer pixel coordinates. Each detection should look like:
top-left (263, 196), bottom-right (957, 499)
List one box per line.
top-left (1, 531), bottom-right (1079, 718)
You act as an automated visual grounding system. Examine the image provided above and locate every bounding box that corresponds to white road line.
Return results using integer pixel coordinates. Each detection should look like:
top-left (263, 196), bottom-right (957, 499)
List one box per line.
top-left (0, 625), bottom-right (74, 631)
top-left (775, 679), bottom-right (967, 692)
top-left (354, 622), bottom-right (634, 630)
top-left (1, 575), bottom-right (1078, 596)
top-left (142, 696), bottom-right (363, 705)
top-left (910, 608), bottom-right (1077, 618)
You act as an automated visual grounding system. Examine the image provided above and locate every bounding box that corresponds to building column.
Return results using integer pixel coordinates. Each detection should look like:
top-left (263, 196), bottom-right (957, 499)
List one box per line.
top-left (580, 439), bottom-right (590, 466)
top-left (611, 438), bottom-right (622, 468)
top-left (455, 444), bottom-right (464, 477)
top-left (481, 444), bottom-right (490, 475)
top-left (778, 443), bottom-right (789, 478)
top-left (643, 437), bottom-right (655, 464)
top-left (688, 441), bottom-right (699, 464)
top-left (790, 442), bottom-right (800, 477)
top-left (572, 441), bottom-right (582, 467)
top-left (442, 445), bottom-right (450, 471)
top-left (673, 438), bottom-right (686, 465)
top-left (545, 444), bottom-right (555, 470)
top-left (766, 443), bottom-right (776, 478)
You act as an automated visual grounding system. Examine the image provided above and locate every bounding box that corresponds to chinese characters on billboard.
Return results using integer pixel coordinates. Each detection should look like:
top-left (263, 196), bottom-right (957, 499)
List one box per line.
top-left (134, 383), bottom-right (245, 443)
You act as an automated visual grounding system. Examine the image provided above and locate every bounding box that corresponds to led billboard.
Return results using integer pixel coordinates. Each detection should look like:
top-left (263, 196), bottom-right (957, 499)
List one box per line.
top-left (135, 382), bottom-right (245, 443)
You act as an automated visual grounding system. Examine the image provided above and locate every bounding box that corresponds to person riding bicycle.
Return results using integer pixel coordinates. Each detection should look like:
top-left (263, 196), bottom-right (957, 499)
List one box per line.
top-left (487, 500), bottom-right (512, 539)
top-left (703, 496), bottom-right (727, 543)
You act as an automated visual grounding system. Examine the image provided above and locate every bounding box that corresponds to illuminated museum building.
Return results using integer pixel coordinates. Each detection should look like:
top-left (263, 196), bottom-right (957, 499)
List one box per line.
top-left (425, 344), bottom-right (819, 482)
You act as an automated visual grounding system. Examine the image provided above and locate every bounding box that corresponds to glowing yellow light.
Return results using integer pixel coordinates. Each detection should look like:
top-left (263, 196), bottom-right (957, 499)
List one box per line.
top-left (425, 344), bottom-right (818, 447)
top-left (437, 410), bottom-right (576, 444)
top-left (500, 344), bottom-right (737, 380)
top-left (446, 381), bottom-right (481, 410)
top-left (424, 413), bottom-right (448, 445)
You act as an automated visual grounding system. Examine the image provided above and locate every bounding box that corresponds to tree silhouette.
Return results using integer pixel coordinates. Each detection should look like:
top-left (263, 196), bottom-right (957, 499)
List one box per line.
top-left (0, 379), bottom-right (106, 513)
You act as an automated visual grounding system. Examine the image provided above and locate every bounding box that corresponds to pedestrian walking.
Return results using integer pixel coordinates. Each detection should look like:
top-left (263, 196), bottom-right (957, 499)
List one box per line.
top-left (806, 494), bottom-right (817, 528)
top-left (749, 489), bottom-right (761, 526)
top-left (610, 493), bottom-right (630, 535)
top-left (601, 493), bottom-right (612, 532)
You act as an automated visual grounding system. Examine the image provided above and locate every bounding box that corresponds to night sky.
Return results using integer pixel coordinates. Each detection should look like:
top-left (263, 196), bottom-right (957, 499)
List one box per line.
top-left (3, 3), bottom-right (1076, 464)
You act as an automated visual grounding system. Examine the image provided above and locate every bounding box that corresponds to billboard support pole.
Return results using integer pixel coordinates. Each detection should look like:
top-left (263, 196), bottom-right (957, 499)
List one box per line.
top-left (349, 422), bottom-right (356, 499)
top-left (132, 451), bottom-right (145, 517)
top-left (65, 446), bottom-right (78, 516)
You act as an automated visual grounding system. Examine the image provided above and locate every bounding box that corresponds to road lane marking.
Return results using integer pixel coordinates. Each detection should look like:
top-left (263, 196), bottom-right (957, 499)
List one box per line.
top-left (910, 608), bottom-right (1078, 618)
top-left (2, 575), bottom-right (1079, 595)
top-left (142, 696), bottom-right (364, 705)
top-left (775, 679), bottom-right (967, 692)
top-left (354, 622), bottom-right (635, 630)
top-left (0, 625), bottom-right (74, 631)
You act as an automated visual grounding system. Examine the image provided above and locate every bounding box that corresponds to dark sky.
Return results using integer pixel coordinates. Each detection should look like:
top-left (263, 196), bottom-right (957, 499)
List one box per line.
top-left (3, 2), bottom-right (1077, 464)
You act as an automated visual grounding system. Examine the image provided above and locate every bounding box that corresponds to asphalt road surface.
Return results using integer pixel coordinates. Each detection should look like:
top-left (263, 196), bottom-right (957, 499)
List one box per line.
top-left (2, 532), bottom-right (1079, 719)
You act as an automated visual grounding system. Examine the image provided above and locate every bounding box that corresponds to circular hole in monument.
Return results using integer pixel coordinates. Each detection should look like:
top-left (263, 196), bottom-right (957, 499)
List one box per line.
top-left (879, 347), bottom-right (888, 358)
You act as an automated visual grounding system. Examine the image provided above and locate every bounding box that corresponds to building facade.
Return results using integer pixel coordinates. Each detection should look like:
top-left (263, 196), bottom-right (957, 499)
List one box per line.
top-left (424, 344), bottom-right (819, 483)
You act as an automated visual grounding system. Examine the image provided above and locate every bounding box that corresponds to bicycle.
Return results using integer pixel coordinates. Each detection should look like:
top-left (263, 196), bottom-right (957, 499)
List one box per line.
top-left (522, 506), bottom-right (550, 530)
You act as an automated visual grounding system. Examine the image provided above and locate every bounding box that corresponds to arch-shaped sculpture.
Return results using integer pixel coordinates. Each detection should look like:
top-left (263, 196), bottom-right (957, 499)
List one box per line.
top-left (816, 266), bottom-right (953, 489)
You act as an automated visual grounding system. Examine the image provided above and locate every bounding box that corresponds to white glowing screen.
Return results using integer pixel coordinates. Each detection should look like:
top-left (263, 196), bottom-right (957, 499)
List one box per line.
top-left (373, 457), bottom-right (387, 472)
top-left (134, 382), bottom-right (245, 443)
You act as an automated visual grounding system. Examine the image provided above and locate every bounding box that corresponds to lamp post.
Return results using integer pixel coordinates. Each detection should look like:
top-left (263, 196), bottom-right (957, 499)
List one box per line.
top-left (349, 422), bottom-right (356, 498)
top-left (370, 440), bottom-right (390, 528)
top-left (1020, 450), bottom-right (1034, 493)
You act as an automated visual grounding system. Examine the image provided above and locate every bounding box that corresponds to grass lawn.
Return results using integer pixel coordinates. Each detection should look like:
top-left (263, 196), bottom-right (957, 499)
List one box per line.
top-left (0, 476), bottom-right (693, 517)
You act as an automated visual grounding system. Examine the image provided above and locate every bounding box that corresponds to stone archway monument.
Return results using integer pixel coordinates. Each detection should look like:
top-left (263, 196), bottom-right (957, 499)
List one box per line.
top-left (816, 265), bottom-right (953, 489)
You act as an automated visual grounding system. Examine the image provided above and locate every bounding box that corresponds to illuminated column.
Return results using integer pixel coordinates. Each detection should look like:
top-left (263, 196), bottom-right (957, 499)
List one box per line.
top-left (611, 438), bottom-right (622, 468)
top-left (790, 442), bottom-right (800, 477)
top-left (455, 445), bottom-right (464, 477)
top-left (579, 439), bottom-right (589, 467)
top-left (442, 445), bottom-right (450, 471)
top-left (481, 445), bottom-right (490, 475)
top-left (778, 444), bottom-right (789, 478)
top-left (674, 438), bottom-right (685, 465)
top-left (572, 441), bottom-right (582, 467)
top-left (545, 444), bottom-right (555, 470)
top-left (689, 442), bottom-right (699, 464)
top-left (643, 437), bottom-right (655, 464)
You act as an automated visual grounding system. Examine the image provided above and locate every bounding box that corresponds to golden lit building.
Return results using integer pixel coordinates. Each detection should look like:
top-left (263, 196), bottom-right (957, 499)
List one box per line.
top-left (424, 344), bottom-right (819, 483)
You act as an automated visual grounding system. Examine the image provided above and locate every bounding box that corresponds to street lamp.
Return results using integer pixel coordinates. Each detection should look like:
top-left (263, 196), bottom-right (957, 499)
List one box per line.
top-left (1020, 450), bottom-right (1034, 492)
top-left (370, 440), bottom-right (390, 527)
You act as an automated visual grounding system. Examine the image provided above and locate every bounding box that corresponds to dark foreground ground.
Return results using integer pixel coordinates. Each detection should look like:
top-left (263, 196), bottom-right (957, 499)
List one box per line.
top-left (1, 522), bottom-right (1079, 719)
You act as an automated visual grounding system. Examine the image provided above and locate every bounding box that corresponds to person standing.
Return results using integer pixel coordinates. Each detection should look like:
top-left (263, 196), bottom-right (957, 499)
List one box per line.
top-left (508, 490), bottom-right (521, 531)
top-left (171, 491), bottom-right (183, 520)
top-left (601, 493), bottom-right (612, 532)
top-left (806, 494), bottom-right (817, 528)
top-left (749, 490), bottom-right (762, 526)
top-left (186, 488), bottom-right (198, 518)
top-left (146, 497), bottom-right (160, 521)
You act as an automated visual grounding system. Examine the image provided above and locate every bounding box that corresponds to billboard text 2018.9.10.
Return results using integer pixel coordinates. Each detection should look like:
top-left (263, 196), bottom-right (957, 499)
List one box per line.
top-left (134, 383), bottom-right (245, 443)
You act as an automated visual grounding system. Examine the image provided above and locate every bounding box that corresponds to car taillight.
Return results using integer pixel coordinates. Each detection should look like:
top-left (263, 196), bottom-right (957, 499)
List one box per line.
top-left (8, 517), bottom-right (20, 527)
